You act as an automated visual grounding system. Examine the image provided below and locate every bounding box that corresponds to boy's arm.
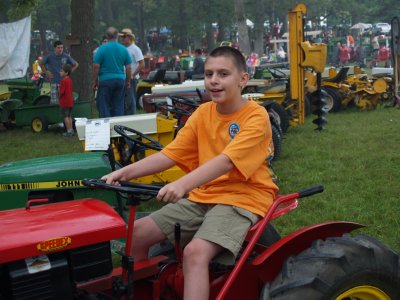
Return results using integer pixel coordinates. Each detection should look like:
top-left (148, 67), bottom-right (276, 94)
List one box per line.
top-left (157, 153), bottom-right (233, 203)
top-left (59, 80), bottom-right (65, 96)
top-left (102, 152), bottom-right (175, 185)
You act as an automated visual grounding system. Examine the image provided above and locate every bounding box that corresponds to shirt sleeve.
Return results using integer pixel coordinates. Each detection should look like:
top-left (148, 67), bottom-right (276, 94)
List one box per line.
top-left (161, 109), bottom-right (200, 173)
top-left (67, 55), bottom-right (77, 66)
top-left (93, 48), bottom-right (101, 64)
top-left (125, 48), bottom-right (133, 66)
top-left (59, 80), bottom-right (65, 96)
top-left (222, 110), bottom-right (271, 180)
top-left (134, 46), bottom-right (144, 61)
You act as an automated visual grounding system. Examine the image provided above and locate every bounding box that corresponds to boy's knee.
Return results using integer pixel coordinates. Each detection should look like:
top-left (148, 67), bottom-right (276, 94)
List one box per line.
top-left (183, 240), bottom-right (210, 265)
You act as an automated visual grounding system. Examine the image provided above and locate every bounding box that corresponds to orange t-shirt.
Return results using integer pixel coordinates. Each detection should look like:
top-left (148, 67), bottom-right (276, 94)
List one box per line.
top-left (161, 100), bottom-right (278, 217)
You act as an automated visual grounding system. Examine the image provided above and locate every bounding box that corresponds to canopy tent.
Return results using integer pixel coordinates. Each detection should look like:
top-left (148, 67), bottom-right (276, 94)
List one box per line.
top-left (0, 16), bottom-right (31, 80)
top-left (350, 23), bottom-right (369, 30)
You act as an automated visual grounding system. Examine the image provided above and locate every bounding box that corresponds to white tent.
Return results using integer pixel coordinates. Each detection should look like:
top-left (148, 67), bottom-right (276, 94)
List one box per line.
top-left (0, 16), bottom-right (31, 80)
top-left (350, 23), bottom-right (369, 30)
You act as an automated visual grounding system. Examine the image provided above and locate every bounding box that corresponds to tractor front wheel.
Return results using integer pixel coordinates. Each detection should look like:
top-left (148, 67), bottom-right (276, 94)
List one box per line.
top-left (31, 116), bottom-right (48, 133)
top-left (321, 86), bottom-right (342, 112)
top-left (260, 234), bottom-right (400, 300)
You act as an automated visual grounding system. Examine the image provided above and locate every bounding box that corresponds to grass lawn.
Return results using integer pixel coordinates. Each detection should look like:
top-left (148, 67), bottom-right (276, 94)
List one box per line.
top-left (0, 103), bottom-right (399, 252)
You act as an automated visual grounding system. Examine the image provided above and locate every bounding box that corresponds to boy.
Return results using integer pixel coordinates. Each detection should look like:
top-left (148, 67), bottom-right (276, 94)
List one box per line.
top-left (59, 64), bottom-right (74, 137)
top-left (102, 46), bottom-right (278, 300)
top-left (40, 40), bottom-right (78, 104)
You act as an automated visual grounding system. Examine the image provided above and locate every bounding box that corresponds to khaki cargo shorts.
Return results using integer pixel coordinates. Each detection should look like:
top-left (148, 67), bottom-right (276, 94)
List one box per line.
top-left (150, 198), bottom-right (259, 265)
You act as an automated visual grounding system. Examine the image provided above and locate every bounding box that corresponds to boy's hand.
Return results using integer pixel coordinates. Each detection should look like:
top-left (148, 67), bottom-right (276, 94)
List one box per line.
top-left (101, 170), bottom-right (125, 185)
top-left (157, 182), bottom-right (187, 203)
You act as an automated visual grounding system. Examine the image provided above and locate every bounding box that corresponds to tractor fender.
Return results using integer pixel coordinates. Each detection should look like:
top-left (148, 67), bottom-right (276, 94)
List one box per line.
top-left (251, 221), bottom-right (363, 283)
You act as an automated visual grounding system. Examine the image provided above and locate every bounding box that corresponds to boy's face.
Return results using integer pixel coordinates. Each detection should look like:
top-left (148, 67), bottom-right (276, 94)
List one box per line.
top-left (59, 69), bottom-right (67, 78)
top-left (204, 56), bottom-right (248, 106)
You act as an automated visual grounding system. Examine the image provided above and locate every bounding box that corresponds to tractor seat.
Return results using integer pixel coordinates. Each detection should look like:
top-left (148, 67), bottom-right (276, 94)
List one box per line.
top-left (324, 67), bottom-right (349, 83)
top-left (142, 69), bottom-right (166, 83)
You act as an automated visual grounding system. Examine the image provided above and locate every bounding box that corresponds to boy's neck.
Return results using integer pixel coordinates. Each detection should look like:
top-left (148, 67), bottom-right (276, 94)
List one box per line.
top-left (216, 97), bottom-right (248, 115)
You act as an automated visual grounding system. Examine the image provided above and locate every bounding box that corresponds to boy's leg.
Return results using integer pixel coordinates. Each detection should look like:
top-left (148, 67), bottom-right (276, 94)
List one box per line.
top-left (183, 205), bottom-right (258, 300)
top-left (66, 116), bottom-right (73, 132)
top-left (183, 238), bottom-right (223, 300)
top-left (130, 216), bottom-right (167, 260)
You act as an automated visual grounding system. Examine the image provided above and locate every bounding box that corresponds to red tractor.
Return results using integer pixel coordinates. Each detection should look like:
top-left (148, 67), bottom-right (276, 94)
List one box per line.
top-left (1, 179), bottom-right (399, 299)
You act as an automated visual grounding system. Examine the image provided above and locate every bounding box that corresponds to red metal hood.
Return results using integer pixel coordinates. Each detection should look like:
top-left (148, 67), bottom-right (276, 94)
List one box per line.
top-left (0, 199), bottom-right (126, 263)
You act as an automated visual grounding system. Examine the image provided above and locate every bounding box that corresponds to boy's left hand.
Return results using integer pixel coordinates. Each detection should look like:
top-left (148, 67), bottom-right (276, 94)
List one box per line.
top-left (157, 182), bottom-right (187, 203)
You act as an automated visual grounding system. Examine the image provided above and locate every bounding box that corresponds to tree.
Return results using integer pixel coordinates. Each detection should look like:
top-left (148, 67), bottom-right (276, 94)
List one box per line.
top-left (234, 0), bottom-right (250, 54)
top-left (70, 0), bottom-right (95, 103)
top-left (253, 0), bottom-right (265, 55)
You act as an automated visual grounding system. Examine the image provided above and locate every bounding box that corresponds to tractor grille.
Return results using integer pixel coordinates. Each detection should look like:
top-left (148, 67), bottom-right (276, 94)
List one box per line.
top-left (69, 241), bottom-right (113, 283)
top-left (1, 252), bottom-right (73, 300)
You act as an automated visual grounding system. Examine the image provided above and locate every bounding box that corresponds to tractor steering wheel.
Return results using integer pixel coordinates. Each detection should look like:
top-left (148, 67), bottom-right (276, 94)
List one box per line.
top-left (114, 125), bottom-right (163, 152)
top-left (169, 95), bottom-right (199, 109)
top-left (156, 103), bottom-right (192, 117)
top-left (83, 178), bottom-right (161, 201)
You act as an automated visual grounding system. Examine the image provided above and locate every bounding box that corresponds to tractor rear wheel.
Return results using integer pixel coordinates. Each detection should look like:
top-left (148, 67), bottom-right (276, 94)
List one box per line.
top-left (321, 86), bottom-right (342, 112)
top-left (268, 102), bottom-right (289, 134)
top-left (31, 116), bottom-right (48, 132)
top-left (260, 234), bottom-right (400, 300)
top-left (271, 124), bottom-right (282, 160)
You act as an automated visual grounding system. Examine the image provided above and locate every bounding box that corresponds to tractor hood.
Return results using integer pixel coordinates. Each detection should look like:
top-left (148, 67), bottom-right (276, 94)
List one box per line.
top-left (0, 152), bottom-right (112, 187)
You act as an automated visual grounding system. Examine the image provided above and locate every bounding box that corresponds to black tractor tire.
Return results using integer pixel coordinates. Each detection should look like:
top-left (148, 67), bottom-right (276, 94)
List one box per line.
top-left (33, 95), bottom-right (51, 105)
top-left (321, 86), bottom-right (342, 112)
top-left (268, 102), bottom-right (290, 134)
top-left (304, 94), bottom-right (311, 117)
top-left (31, 115), bottom-right (48, 132)
top-left (136, 87), bottom-right (152, 110)
top-left (260, 234), bottom-right (400, 300)
top-left (271, 123), bottom-right (282, 160)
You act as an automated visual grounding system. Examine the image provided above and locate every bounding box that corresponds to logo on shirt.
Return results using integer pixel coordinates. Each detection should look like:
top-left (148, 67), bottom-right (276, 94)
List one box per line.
top-left (228, 122), bottom-right (240, 139)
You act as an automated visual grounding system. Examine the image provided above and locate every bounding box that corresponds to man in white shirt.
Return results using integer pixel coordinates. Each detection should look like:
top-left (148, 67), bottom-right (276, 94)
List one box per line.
top-left (119, 28), bottom-right (144, 114)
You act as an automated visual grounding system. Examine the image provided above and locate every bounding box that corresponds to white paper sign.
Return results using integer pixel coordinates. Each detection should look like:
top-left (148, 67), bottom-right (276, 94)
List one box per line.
top-left (85, 119), bottom-right (110, 151)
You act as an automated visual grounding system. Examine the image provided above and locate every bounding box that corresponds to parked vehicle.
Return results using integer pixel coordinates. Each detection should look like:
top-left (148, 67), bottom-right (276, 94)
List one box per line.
top-left (372, 22), bottom-right (391, 34)
top-left (1, 180), bottom-right (399, 299)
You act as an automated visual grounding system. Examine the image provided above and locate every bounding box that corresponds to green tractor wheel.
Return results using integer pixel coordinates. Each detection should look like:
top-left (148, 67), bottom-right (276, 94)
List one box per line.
top-left (31, 116), bottom-right (48, 133)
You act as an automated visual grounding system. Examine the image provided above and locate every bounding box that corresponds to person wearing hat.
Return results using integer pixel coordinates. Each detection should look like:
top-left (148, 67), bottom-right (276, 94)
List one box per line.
top-left (119, 28), bottom-right (144, 115)
top-left (92, 27), bottom-right (132, 117)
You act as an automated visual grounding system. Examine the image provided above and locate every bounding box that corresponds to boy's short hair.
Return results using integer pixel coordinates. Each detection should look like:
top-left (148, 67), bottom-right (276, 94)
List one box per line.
top-left (62, 64), bottom-right (72, 75)
top-left (53, 40), bottom-right (63, 48)
top-left (207, 46), bottom-right (247, 73)
top-left (195, 48), bottom-right (202, 55)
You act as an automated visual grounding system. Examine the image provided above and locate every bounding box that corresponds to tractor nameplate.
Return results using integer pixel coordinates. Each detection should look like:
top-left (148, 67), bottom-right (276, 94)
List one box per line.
top-left (36, 237), bottom-right (72, 252)
top-left (0, 180), bottom-right (84, 191)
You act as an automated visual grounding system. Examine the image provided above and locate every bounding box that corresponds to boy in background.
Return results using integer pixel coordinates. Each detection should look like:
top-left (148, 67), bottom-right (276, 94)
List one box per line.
top-left (102, 46), bottom-right (278, 300)
top-left (59, 64), bottom-right (74, 137)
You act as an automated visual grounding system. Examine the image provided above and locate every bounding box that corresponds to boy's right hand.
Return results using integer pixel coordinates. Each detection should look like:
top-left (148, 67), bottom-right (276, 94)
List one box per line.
top-left (101, 170), bottom-right (125, 185)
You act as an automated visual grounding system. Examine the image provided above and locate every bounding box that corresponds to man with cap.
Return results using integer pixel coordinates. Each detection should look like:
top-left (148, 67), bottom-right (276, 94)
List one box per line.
top-left (119, 28), bottom-right (144, 115)
top-left (92, 27), bottom-right (132, 117)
